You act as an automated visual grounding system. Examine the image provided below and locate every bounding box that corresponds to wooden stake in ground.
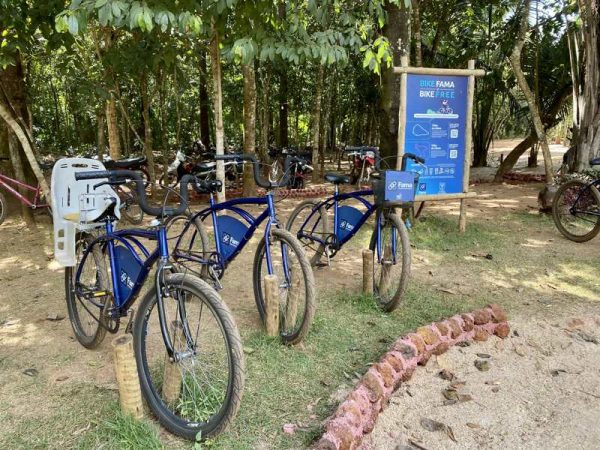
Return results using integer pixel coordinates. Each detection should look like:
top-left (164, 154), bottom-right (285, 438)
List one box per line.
top-left (112, 335), bottom-right (144, 419)
top-left (162, 321), bottom-right (184, 405)
top-left (362, 249), bottom-right (374, 295)
top-left (264, 274), bottom-right (280, 337)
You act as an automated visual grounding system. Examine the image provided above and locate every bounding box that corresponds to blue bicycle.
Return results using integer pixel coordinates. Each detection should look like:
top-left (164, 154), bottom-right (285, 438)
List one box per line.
top-left (168, 154), bottom-right (316, 345)
top-left (63, 169), bottom-right (244, 440)
top-left (286, 153), bottom-right (423, 312)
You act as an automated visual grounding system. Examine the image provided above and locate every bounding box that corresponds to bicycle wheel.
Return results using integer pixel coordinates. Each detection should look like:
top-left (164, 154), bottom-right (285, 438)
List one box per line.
top-left (64, 233), bottom-right (110, 349)
top-left (253, 229), bottom-right (316, 345)
top-left (119, 187), bottom-right (144, 225)
top-left (552, 180), bottom-right (600, 242)
top-left (286, 199), bottom-right (329, 266)
top-left (368, 211), bottom-right (411, 312)
top-left (166, 214), bottom-right (210, 279)
top-left (133, 273), bottom-right (244, 440)
top-left (0, 191), bottom-right (7, 225)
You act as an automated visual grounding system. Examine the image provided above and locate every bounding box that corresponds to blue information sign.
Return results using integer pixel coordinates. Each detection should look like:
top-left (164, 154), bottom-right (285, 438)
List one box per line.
top-left (404, 74), bottom-right (468, 196)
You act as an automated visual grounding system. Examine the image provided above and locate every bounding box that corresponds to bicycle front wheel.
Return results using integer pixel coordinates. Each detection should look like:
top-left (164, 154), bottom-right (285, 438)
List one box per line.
top-left (552, 180), bottom-right (600, 242)
top-left (253, 229), bottom-right (316, 345)
top-left (134, 273), bottom-right (244, 440)
top-left (64, 233), bottom-right (110, 349)
top-left (369, 211), bottom-right (411, 312)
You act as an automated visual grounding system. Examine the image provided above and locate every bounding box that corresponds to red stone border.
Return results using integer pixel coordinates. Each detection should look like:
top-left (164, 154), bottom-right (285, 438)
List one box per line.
top-left (314, 304), bottom-right (509, 450)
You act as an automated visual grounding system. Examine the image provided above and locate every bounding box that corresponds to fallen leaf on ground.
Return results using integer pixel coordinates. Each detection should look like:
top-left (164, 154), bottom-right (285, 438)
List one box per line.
top-left (476, 353), bottom-right (491, 359)
top-left (458, 394), bottom-right (473, 403)
top-left (466, 422), bottom-right (481, 429)
top-left (442, 388), bottom-right (459, 401)
top-left (514, 345), bottom-right (527, 356)
top-left (491, 386), bottom-right (500, 393)
top-left (55, 375), bottom-right (69, 382)
top-left (569, 329), bottom-right (599, 344)
top-left (474, 360), bottom-right (490, 371)
top-left (243, 346), bottom-right (255, 355)
top-left (46, 313), bottom-right (65, 321)
top-left (438, 369), bottom-right (455, 381)
top-left (550, 369), bottom-right (567, 377)
top-left (437, 288), bottom-right (459, 295)
top-left (23, 368), bottom-right (38, 377)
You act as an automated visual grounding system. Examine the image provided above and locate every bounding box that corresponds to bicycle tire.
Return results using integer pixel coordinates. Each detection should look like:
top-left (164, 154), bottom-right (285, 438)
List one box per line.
top-left (166, 213), bottom-right (211, 279)
top-left (64, 233), bottom-right (109, 349)
top-left (286, 199), bottom-right (329, 266)
top-left (0, 190), bottom-right (7, 225)
top-left (552, 180), bottom-right (600, 242)
top-left (368, 211), bottom-right (411, 312)
top-left (252, 228), bottom-right (316, 345)
top-left (133, 273), bottom-right (244, 440)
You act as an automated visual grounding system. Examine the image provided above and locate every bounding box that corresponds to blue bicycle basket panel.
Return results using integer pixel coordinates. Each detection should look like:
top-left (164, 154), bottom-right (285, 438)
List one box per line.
top-left (337, 205), bottom-right (363, 241)
top-left (113, 245), bottom-right (143, 304)
top-left (384, 171), bottom-right (416, 203)
top-left (217, 215), bottom-right (249, 260)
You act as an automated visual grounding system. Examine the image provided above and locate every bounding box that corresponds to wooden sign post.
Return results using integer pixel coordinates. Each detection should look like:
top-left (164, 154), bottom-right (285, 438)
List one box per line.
top-left (394, 58), bottom-right (485, 232)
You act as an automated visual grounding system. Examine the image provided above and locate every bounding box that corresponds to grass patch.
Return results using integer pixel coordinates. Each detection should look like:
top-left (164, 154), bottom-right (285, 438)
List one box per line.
top-left (210, 284), bottom-right (484, 449)
top-left (412, 215), bottom-right (505, 254)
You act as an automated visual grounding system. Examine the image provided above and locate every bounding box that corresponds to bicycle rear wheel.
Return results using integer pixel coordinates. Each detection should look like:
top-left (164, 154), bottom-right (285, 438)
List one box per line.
top-left (253, 229), bottom-right (316, 345)
top-left (0, 191), bottom-right (7, 225)
top-left (552, 180), bottom-right (600, 242)
top-left (134, 273), bottom-right (244, 440)
top-left (369, 211), bottom-right (411, 312)
top-left (64, 233), bottom-right (110, 349)
top-left (286, 200), bottom-right (329, 266)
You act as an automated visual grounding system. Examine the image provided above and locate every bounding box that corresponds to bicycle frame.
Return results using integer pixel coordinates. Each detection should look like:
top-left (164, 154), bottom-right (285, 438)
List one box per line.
top-left (76, 220), bottom-right (182, 356)
top-left (0, 173), bottom-right (49, 208)
top-left (296, 186), bottom-right (396, 264)
top-left (174, 191), bottom-right (282, 276)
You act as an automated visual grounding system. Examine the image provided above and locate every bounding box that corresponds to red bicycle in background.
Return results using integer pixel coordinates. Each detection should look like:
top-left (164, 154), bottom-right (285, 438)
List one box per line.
top-left (0, 157), bottom-right (52, 225)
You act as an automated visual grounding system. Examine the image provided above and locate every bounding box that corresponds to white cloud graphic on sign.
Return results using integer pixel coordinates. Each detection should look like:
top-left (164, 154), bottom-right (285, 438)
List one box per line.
top-left (412, 124), bottom-right (429, 137)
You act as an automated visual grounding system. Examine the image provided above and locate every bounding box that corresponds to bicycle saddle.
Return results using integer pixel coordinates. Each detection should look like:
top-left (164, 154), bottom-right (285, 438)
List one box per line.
top-left (325, 172), bottom-right (351, 185)
top-left (590, 157), bottom-right (600, 166)
top-left (105, 156), bottom-right (147, 168)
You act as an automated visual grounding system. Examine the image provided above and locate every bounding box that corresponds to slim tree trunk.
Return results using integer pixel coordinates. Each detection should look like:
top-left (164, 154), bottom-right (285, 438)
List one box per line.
top-left (278, 69), bottom-right (289, 148)
top-left (312, 65), bottom-right (325, 182)
top-left (260, 65), bottom-right (271, 162)
top-left (7, 134), bottom-right (35, 226)
top-left (199, 50), bottom-right (211, 149)
top-left (379, 1), bottom-right (411, 163)
top-left (97, 110), bottom-right (106, 159)
top-left (242, 63), bottom-right (257, 196)
top-left (210, 22), bottom-right (226, 202)
top-left (413, 0), bottom-right (423, 67)
top-left (140, 73), bottom-right (156, 192)
top-left (106, 95), bottom-right (122, 160)
top-left (508, 0), bottom-right (554, 183)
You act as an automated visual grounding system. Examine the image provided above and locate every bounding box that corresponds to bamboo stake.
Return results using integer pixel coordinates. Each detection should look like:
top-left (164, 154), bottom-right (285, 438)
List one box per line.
top-left (264, 274), bottom-right (280, 337)
top-left (112, 335), bottom-right (144, 419)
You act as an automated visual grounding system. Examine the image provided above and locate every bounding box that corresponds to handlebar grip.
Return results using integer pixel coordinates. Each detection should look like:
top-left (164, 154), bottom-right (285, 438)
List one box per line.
top-left (214, 154), bottom-right (240, 161)
top-left (403, 153), bottom-right (425, 164)
top-left (75, 170), bottom-right (112, 180)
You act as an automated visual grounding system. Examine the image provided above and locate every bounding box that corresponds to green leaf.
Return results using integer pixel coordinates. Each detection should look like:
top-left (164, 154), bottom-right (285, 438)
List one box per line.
top-left (98, 3), bottom-right (112, 26)
top-left (95, 0), bottom-right (107, 7)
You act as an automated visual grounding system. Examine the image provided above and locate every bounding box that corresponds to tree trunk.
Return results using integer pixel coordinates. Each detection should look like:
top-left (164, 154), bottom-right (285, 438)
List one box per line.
top-left (508, 0), bottom-right (553, 183)
top-left (312, 65), bottom-right (325, 182)
top-left (140, 73), bottom-right (156, 192)
top-left (210, 22), bottom-right (226, 202)
top-left (378, 1), bottom-right (411, 164)
top-left (106, 95), bottom-right (122, 160)
top-left (574, 0), bottom-right (600, 170)
top-left (242, 63), bottom-right (257, 196)
top-left (97, 110), bottom-right (106, 159)
top-left (199, 50), bottom-right (211, 149)
top-left (494, 134), bottom-right (535, 181)
top-left (7, 133), bottom-right (35, 226)
top-left (413, 0), bottom-right (423, 67)
top-left (278, 69), bottom-right (289, 148)
top-left (260, 64), bottom-right (271, 163)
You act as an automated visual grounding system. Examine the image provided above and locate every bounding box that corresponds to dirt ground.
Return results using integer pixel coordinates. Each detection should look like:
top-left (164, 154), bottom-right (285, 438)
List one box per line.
top-left (1, 141), bottom-right (599, 449)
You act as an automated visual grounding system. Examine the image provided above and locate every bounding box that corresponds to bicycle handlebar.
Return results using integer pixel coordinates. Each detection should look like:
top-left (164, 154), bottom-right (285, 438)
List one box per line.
top-left (75, 170), bottom-right (202, 217)
top-left (402, 152), bottom-right (425, 165)
top-left (214, 153), bottom-right (291, 189)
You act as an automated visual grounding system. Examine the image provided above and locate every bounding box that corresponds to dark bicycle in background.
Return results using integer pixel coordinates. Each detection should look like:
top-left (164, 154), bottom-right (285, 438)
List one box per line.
top-left (552, 157), bottom-right (600, 242)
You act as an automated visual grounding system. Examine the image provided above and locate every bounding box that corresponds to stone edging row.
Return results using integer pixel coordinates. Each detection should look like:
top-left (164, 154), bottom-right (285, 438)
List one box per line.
top-left (314, 304), bottom-right (510, 450)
